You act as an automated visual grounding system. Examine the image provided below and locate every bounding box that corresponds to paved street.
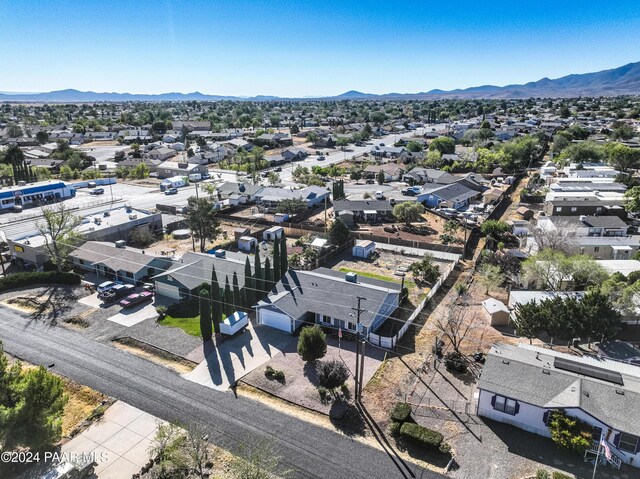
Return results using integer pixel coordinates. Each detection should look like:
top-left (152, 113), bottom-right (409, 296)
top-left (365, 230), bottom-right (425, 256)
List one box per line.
top-left (0, 306), bottom-right (444, 479)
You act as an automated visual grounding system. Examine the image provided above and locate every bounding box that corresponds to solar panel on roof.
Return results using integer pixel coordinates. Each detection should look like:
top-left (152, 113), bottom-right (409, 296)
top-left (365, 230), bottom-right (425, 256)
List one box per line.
top-left (554, 357), bottom-right (624, 386)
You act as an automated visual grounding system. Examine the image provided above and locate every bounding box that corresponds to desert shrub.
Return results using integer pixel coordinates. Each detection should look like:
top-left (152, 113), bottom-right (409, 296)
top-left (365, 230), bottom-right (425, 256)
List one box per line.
top-left (390, 402), bottom-right (412, 423)
top-left (399, 423), bottom-right (444, 450)
top-left (273, 370), bottom-right (285, 380)
top-left (388, 421), bottom-right (402, 436)
top-left (547, 411), bottom-right (592, 453)
top-left (444, 351), bottom-right (468, 374)
top-left (438, 442), bottom-right (452, 454)
top-left (536, 470), bottom-right (550, 479)
top-left (265, 366), bottom-right (275, 378)
top-left (316, 359), bottom-right (350, 389)
top-left (156, 305), bottom-right (168, 318)
top-left (0, 271), bottom-right (80, 292)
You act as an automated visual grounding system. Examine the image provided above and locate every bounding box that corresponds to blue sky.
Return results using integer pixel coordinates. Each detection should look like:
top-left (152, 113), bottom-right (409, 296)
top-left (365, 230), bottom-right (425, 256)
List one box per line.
top-left (1, 0), bottom-right (639, 97)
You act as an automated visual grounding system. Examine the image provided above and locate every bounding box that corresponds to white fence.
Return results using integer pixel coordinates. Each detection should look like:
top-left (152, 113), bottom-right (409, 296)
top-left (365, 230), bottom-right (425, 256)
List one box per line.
top-left (368, 260), bottom-right (457, 350)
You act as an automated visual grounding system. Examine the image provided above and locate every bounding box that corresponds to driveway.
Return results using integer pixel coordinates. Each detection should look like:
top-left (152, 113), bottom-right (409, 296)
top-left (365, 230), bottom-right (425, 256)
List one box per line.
top-left (62, 401), bottom-right (165, 478)
top-left (182, 321), bottom-right (296, 391)
top-left (107, 302), bottom-right (157, 327)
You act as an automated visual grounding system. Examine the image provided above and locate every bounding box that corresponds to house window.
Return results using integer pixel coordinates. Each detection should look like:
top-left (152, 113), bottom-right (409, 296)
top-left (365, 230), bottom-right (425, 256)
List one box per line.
top-left (321, 315), bottom-right (332, 325)
top-left (594, 247), bottom-right (600, 253)
top-left (618, 433), bottom-right (639, 453)
top-left (493, 395), bottom-right (518, 415)
top-left (347, 322), bottom-right (355, 331)
top-left (556, 207), bottom-right (562, 212)
top-left (571, 207), bottom-right (577, 213)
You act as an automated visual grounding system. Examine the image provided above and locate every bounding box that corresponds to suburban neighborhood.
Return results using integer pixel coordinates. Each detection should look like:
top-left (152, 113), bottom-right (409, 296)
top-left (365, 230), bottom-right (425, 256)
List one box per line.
top-left (2, 3), bottom-right (640, 479)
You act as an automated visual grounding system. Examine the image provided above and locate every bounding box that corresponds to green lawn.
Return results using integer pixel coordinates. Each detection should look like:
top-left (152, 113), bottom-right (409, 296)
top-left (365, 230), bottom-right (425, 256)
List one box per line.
top-left (160, 315), bottom-right (201, 337)
top-left (337, 267), bottom-right (416, 287)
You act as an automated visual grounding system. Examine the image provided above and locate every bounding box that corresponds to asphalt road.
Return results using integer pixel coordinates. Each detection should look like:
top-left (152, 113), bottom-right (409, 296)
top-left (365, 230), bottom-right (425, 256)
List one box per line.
top-left (0, 308), bottom-right (444, 479)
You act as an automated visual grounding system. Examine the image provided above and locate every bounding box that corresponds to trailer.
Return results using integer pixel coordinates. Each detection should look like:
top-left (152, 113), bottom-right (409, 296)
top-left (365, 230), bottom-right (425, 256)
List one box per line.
top-left (160, 176), bottom-right (186, 191)
top-left (220, 311), bottom-right (249, 337)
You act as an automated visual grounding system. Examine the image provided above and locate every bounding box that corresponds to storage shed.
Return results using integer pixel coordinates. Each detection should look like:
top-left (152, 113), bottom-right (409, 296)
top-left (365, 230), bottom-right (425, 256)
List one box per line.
top-left (482, 298), bottom-right (510, 326)
top-left (352, 240), bottom-right (376, 259)
top-left (263, 226), bottom-right (284, 241)
top-left (238, 236), bottom-right (258, 252)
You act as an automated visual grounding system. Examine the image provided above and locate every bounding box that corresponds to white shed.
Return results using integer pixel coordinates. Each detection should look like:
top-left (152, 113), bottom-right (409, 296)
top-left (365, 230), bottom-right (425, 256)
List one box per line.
top-left (310, 237), bottom-right (328, 251)
top-left (352, 240), bottom-right (376, 259)
top-left (238, 236), bottom-right (258, 252)
top-left (263, 226), bottom-right (284, 241)
top-left (482, 298), bottom-right (510, 326)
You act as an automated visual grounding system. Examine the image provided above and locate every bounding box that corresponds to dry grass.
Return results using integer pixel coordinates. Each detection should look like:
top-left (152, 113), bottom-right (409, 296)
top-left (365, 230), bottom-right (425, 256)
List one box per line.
top-left (61, 379), bottom-right (107, 436)
top-left (112, 338), bottom-right (197, 374)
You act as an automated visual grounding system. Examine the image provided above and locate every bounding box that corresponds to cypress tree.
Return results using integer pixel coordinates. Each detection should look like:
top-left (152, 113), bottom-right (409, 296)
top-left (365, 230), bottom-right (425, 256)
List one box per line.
top-left (199, 285), bottom-right (212, 341)
top-left (232, 272), bottom-right (241, 311)
top-left (224, 278), bottom-right (233, 317)
top-left (280, 235), bottom-right (288, 274)
top-left (272, 239), bottom-right (281, 282)
top-left (264, 256), bottom-right (273, 293)
top-left (211, 266), bottom-right (221, 334)
top-left (243, 256), bottom-right (254, 307)
top-left (254, 248), bottom-right (264, 296)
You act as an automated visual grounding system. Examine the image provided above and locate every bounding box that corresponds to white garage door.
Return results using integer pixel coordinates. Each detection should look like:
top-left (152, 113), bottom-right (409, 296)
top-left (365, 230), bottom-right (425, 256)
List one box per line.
top-left (155, 281), bottom-right (181, 300)
top-left (259, 309), bottom-right (292, 333)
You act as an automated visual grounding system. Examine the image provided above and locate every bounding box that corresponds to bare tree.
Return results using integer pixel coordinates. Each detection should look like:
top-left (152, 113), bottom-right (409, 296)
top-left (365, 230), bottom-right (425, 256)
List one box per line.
top-left (231, 438), bottom-right (289, 479)
top-left (36, 203), bottom-right (84, 272)
top-left (530, 226), bottom-right (576, 255)
top-left (434, 300), bottom-right (473, 354)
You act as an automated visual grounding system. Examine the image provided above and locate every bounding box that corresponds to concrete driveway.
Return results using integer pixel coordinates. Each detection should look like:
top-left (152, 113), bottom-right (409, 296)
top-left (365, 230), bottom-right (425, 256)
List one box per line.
top-left (107, 302), bottom-right (157, 327)
top-left (62, 401), bottom-right (165, 478)
top-left (183, 321), bottom-right (296, 391)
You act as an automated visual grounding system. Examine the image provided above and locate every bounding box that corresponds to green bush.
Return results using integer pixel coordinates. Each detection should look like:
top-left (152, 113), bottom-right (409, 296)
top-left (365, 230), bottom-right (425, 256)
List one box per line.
top-left (399, 422), bottom-right (444, 450)
top-left (627, 270), bottom-right (640, 285)
top-left (547, 411), bottom-right (592, 453)
top-left (444, 351), bottom-right (468, 374)
top-left (0, 271), bottom-right (80, 293)
top-left (536, 470), bottom-right (550, 479)
top-left (438, 442), bottom-right (451, 454)
top-left (265, 366), bottom-right (275, 378)
top-left (166, 297), bottom-right (199, 317)
top-left (297, 325), bottom-right (327, 362)
top-left (155, 305), bottom-right (168, 318)
top-left (551, 473), bottom-right (573, 479)
top-left (388, 421), bottom-right (402, 436)
top-left (273, 370), bottom-right (285, 380)
top-left (316, 359), bottom-right (350, 389)
top-left (390, 402), bottom-right (412, 423)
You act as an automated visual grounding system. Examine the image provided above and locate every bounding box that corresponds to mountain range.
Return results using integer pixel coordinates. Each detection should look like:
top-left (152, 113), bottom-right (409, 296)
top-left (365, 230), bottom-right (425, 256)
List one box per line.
top-left (2, 61), bottom-right (640, 102)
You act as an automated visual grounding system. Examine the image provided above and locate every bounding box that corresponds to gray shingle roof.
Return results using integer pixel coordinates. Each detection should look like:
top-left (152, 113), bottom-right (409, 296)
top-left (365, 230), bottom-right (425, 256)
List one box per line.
top-left (332, 199), bottom-right (393, 213)
top-left (479, 343), bottom-right (640, 436)
top-left (70, 241), bottom-right (170, 275)
top-left (257, 267), bottom-right (401, 328)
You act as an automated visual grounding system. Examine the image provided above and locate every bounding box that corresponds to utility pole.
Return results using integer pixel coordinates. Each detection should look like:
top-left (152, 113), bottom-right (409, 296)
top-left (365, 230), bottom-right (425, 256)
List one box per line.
top-left (352, 296), bottom-right (366, 402)
top-left (324, 195), bottom-right (327, 234)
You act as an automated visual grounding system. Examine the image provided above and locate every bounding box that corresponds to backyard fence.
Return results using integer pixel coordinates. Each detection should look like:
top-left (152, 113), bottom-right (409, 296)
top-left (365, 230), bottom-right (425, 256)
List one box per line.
top-left (368, 260), bottom-right (457, 350)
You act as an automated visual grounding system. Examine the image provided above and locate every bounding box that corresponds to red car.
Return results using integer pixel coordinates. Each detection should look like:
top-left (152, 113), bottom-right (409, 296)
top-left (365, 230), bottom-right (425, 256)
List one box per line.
top-left (119, 291), bottom-right (153, 309)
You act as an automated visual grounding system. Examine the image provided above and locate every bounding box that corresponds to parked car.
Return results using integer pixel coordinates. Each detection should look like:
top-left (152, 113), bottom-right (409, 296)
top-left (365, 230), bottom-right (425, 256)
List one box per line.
top-left (97, 281), bottom-right (123, 294)
top-left (401, 188), bottom-right (417, 196)
top-left (375, 191), bottom-right (385, 199)
top-left (164, 188), bottom-right (178, 195)
top-left (201, 173), bottom-right (211, 180)
top-left (87, 181), bottom-right (97, 188)
top-left (119, 291), bottom-right (153, 309)
top-left (44, 459), bottom-right (97, 479)
top-left (100, 284), bottom-right (135, 303)
top-left (317, 155), bottom-right (325, 161)
top-left (365, 179), bottom-right (375, 184)
top-left (89, 188), bottom-right (104, 195)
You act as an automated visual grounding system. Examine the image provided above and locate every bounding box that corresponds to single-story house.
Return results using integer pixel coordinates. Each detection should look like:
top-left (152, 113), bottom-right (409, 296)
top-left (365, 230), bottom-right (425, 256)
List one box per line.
top-left (417, 183), bottom-right (481, 210)
top-left (156, 161), bottom-right (208, 179)
top-left (352, 240), bottom-right (376, 259)
top-left (482, 187), bottom-right (504, 205)
top-left (148, 147), bottom-right (177, 161)
top-left (254, 186), bottom-right (329, 208)
top-left (256, 268), bottom-right (401, 336)
top-left (363, 163), bottom-right (405, 182)
top-left (216, 182), bottom-right (264, 203)
top-left (478, 343), bottom-right (640, 469)
top-left (70, 241), bottom-right (172, 285)
top-left (402, 168), bottom-right (457, 185)
top-left (153, 251), bottom-right (254, 300)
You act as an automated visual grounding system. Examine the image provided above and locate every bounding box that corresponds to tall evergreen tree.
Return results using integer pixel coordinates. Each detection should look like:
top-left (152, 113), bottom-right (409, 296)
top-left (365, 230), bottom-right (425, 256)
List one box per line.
top-left (264, 256), bottom-right (273, 293)
top-left (232, 272), bottom-right (241, 310)
top-left (210, 267), bottom-right (222, 334)
top-left (199, 284), bottom-right (212, 341)
top-left (254, 248), bottom-right (264, 295)
top-left (280, 234), bottom-right (288, 274)
top-left (243, 256), bottom-right (254, 307)
top-left (272, 239), bottom-right (281, 282)
top-left (223, 278), bottom-right (233, 317)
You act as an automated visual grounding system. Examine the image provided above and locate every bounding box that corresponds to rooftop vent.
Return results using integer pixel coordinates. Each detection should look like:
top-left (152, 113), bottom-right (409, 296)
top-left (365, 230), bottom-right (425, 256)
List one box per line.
top-left (345, 272), bottom-right (358, 283)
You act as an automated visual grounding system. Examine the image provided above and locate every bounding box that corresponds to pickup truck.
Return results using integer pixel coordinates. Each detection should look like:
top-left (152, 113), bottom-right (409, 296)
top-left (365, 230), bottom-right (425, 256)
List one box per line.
top-left (99, 284), bottom-right (135, 303)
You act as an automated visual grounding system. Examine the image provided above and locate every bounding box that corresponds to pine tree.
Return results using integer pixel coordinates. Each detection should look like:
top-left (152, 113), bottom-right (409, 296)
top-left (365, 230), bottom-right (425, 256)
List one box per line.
top-left (254, 248), bottom-right (264, 296)
top-left (223, 278), bottom-right (233, 317)
top-left (243, 256), bottom-right (254, 307)
top-left (272, 239), bottom-right (281, 282)
top-left (280, 234), bottom-right (288, 274)
top-left (232, 272), bottom-right (241, 310)
top-left (264, 256), bottom-right (273, 293)
top-left (199, 284), bottom-right (212, 341)
top-left (210, 267), bottom-right (222, 334)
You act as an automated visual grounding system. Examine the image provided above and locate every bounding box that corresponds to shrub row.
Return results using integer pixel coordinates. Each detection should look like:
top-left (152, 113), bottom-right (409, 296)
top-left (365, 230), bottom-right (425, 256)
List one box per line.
top-left (0, 271), bottom-right (80, 293)
top-left (166, 298), bottom-right (199, 317)
top-left (390, 402), bottom-right (412, 423)
top-left (399, 422), bottom-right (444, 451)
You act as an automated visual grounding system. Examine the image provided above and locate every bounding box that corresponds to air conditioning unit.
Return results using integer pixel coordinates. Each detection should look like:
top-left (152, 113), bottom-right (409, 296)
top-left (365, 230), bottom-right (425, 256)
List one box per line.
top-left (129, 214), bottom-right (138, 220)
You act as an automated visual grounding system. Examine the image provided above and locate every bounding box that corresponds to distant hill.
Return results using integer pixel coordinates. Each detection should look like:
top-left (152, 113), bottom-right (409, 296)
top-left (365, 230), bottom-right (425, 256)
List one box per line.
top-left (1, 61), bottom-right (639, 102)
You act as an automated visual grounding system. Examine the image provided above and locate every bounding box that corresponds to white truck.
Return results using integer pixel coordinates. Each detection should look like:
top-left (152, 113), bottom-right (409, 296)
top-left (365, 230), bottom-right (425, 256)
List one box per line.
top-left (160, 176), bottom-right (186, 191)
top-left (188, 173), bottom-right (202, 182)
